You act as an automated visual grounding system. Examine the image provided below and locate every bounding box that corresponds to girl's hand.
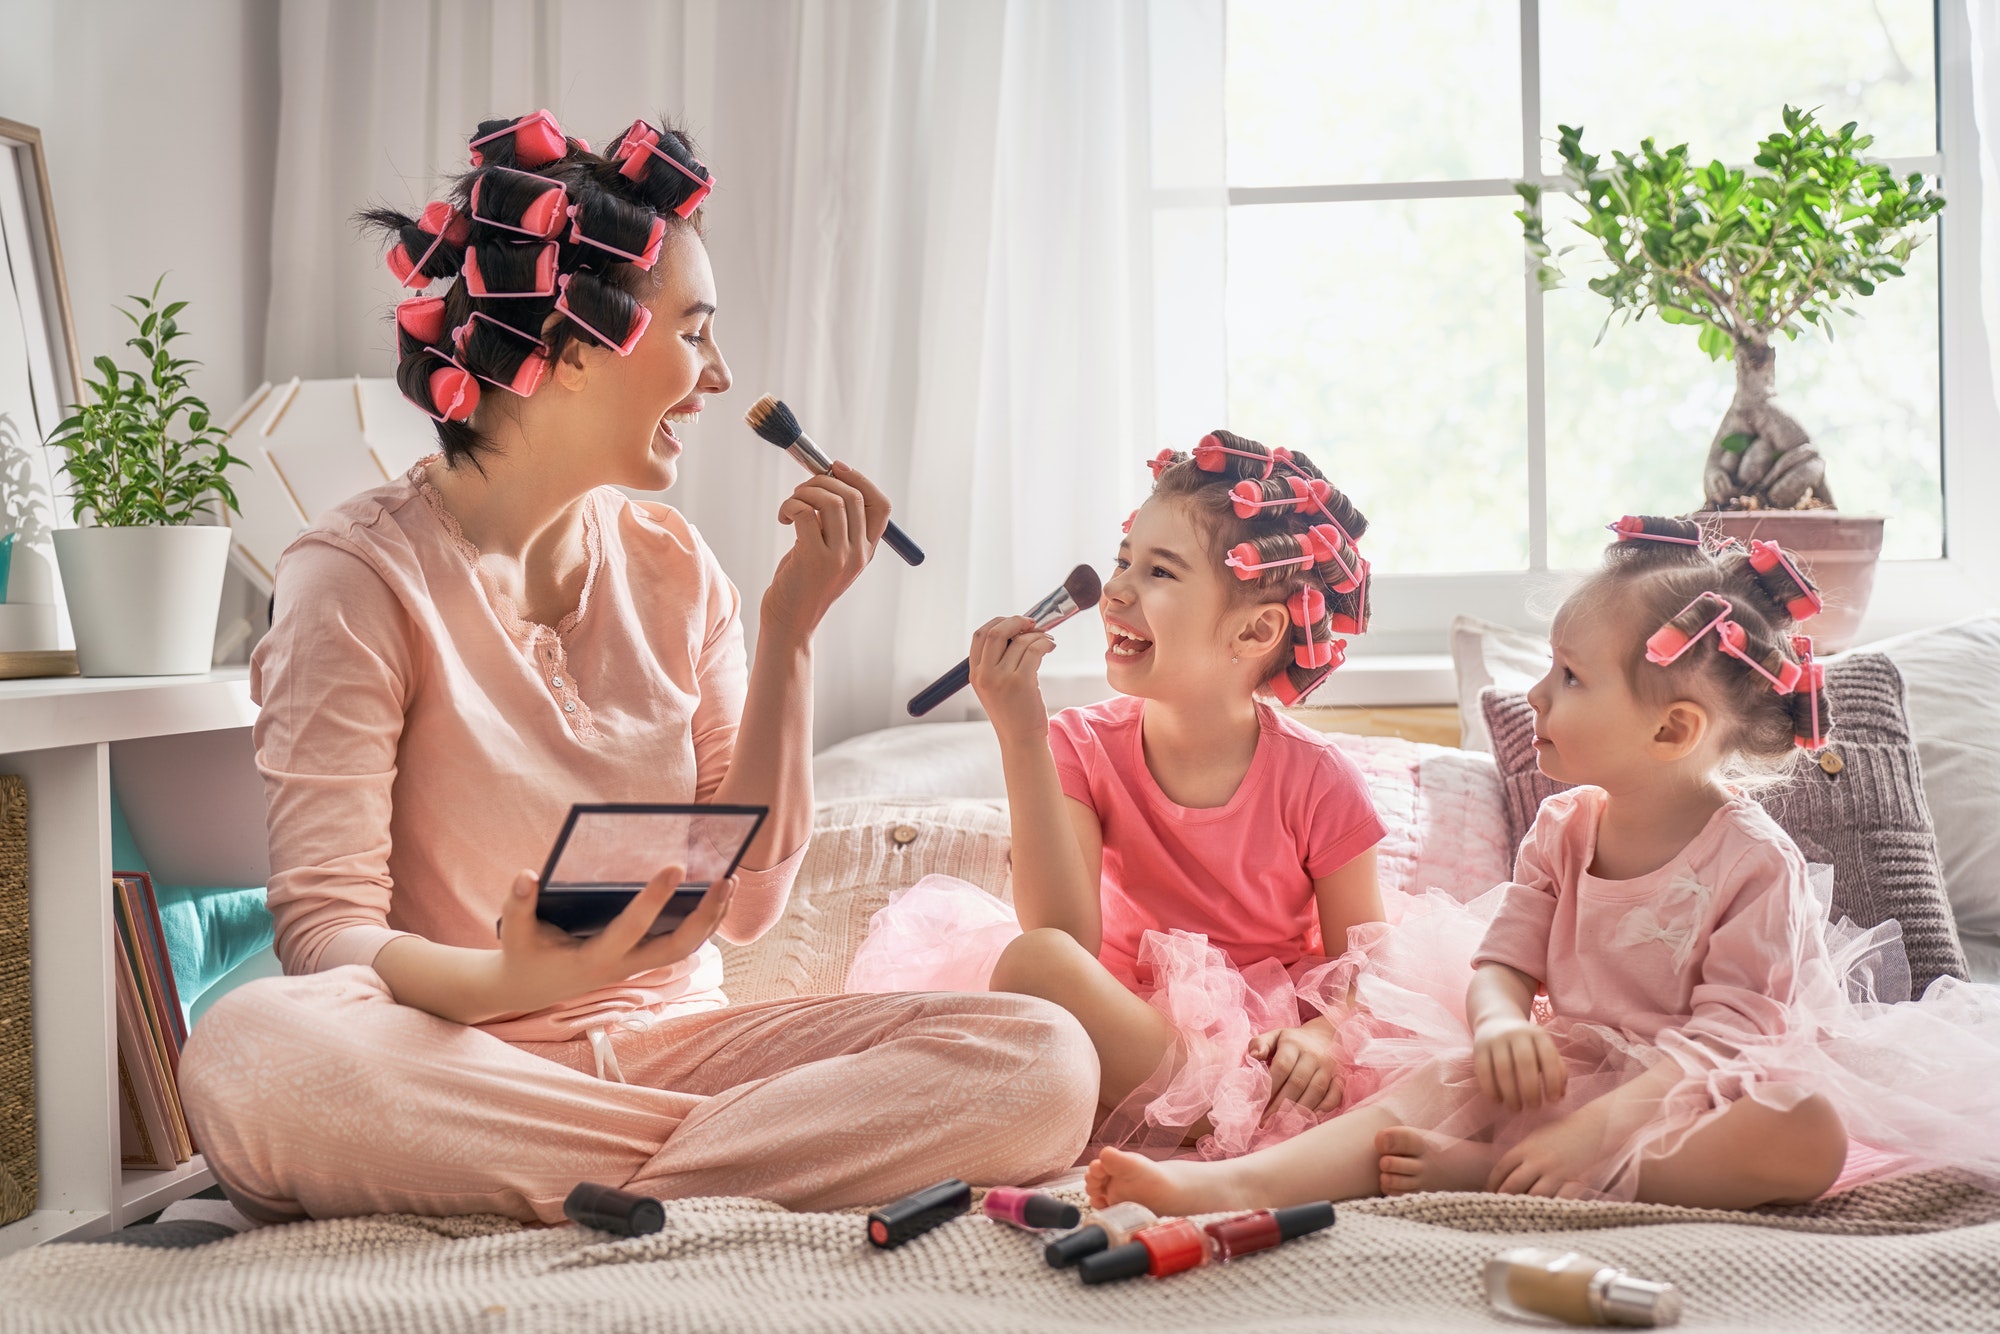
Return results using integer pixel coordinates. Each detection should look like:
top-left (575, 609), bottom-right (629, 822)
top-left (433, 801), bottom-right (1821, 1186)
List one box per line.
top-left (968, 614), bottom-right (1056, 745)
top-left (761, 462), bottom-right (892, 643)
top-left (1250, 1024), bottom-right (1344, 1116)
top-left (1473, 1016), bottom-right (1568, 1111)
top-left (492, 864), bottom-right (734, 1017)
top-left (1488, 1105), bottom-right (1611, 1197)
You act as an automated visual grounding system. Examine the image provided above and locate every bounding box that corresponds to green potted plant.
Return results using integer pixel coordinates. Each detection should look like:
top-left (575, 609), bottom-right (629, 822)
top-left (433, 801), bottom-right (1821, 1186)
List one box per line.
top-left (47, 278), bottom-right (245, 675)
top-left (1517, 106), bottom-right (1945, 650)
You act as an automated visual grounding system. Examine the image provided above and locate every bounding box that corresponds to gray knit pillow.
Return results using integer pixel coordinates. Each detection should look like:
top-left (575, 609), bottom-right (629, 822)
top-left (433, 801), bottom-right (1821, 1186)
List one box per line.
top-left (1480, 652), bottom-right (1969, 994)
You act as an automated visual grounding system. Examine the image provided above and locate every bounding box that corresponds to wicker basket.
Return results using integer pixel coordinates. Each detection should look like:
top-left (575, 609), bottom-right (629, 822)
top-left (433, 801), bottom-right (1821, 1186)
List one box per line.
top-left (0, 774), bottom-right (34, 1225)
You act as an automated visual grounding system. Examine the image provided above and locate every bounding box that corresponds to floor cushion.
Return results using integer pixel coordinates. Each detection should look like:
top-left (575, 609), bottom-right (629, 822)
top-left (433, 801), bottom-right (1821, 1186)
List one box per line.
top-left (1481, 651), bottom-right (1970, 994)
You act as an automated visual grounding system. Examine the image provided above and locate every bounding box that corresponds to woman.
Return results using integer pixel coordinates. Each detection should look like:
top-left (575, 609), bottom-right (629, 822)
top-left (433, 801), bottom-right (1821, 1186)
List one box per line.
top-left (178, 112), bottom-right (1097, 1223)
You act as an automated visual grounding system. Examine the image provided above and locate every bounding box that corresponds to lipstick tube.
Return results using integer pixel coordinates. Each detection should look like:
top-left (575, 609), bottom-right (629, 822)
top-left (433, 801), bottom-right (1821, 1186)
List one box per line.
top-left (1077, 1202), bottom-right (1335, 1285)
top-left (1043, 1202), bottom-right (1158, 1268)
top-left (563, 1181), bottom-right (665, 1237)
top-left (983, 1187), bottom-right (1081, 1232)
top-left (866, 1178), bottom-right (972, 1249)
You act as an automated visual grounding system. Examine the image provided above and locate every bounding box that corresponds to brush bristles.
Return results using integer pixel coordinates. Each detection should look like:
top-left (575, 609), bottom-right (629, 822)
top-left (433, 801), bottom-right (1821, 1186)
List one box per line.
top-left (1065, 564), bottom-right (1103, 609)
top-left (744, 394), bottom-right (803, 448)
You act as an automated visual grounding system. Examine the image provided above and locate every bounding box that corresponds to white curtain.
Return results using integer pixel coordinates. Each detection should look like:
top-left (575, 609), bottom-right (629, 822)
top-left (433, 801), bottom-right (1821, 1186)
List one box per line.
top-left (1958, 0), bottom-right (2000, 602)
top-left (264, 0), bottom-right (1162, 747)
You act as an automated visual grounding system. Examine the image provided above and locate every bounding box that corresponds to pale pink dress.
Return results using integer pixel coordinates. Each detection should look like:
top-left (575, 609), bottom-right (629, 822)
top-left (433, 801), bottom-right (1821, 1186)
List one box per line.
top-left (176, 461), bottom-right (1098, 1223)
top-left (1334, 785), bottom-right (2000, 1198)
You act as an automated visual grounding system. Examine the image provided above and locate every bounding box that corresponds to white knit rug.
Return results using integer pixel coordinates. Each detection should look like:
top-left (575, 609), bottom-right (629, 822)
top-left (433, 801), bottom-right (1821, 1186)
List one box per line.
top-left (4, 1174), bottom-right (1996, 1333)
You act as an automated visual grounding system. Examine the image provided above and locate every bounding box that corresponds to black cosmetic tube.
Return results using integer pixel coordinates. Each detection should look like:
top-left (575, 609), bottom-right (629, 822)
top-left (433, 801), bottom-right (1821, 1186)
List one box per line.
top-left (564, 1181), bottom-right (665, 1237)
top-left (867, 1178), bottom-right (972, 1249)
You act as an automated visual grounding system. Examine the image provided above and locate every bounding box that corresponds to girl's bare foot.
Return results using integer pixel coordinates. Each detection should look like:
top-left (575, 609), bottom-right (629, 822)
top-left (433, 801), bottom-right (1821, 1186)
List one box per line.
top-left (1375, 1126), bottom-right (1497, 1195)
top-left (1085, 1146), bottom-right (1262, 1215)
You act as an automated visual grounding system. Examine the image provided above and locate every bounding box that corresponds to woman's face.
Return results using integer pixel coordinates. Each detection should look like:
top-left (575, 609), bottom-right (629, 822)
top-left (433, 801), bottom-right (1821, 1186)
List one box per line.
top-left (565, 226), bottom-right (731, 492)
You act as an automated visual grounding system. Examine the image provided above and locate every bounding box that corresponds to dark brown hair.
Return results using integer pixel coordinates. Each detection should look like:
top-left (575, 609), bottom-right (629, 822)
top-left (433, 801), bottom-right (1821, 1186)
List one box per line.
top-left (359, 114), bottom-right (712, 466)
top-left (1147, 430), bottom-right (1371, 705)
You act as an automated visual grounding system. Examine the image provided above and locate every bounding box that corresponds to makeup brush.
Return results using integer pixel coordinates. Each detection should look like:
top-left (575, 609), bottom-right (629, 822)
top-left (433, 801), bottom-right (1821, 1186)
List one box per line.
top-left (744, 394), bottom-right (925, 566)
top-left (907, 564), bottom-right (1103, 717)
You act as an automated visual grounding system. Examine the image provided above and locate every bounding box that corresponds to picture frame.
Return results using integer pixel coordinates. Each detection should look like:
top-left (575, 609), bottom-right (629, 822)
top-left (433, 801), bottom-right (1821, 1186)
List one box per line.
top-left (0, 117), bottom-right (82, 653)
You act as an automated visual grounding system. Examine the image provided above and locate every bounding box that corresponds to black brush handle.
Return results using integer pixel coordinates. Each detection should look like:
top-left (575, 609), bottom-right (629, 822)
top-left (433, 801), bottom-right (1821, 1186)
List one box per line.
top-left (882, 519), bottom-right (925, 567)
top-left (907, 658), bottom-right (971, 716)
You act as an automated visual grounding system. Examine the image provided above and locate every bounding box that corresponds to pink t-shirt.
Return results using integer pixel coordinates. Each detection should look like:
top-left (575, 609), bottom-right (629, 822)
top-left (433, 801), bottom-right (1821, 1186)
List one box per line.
top-left (1048, 695), bottom-right (1386, 988)
top-left (1474, 786), bottom-right (1822, 1051)
top-left (249, 462), bottom-right (803, 1043)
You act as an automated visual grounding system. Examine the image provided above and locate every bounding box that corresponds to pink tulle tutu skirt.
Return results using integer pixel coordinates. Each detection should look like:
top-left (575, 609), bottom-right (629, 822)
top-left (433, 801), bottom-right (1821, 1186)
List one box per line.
top-left (851, 871), bottom-right (2000, 1195)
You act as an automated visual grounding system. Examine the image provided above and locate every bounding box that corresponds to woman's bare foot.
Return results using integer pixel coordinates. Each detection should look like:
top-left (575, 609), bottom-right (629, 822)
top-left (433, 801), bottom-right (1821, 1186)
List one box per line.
top-left (1375, 1126), bottom-right (1497, 1195)
top-left (1085, 1147), bottom-right (1262, 1215)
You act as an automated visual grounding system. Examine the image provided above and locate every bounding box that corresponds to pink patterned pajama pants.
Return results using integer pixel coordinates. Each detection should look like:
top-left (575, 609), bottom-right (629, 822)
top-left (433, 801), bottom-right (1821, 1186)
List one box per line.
top-left (179, 965), bottom-right (1099, 1223)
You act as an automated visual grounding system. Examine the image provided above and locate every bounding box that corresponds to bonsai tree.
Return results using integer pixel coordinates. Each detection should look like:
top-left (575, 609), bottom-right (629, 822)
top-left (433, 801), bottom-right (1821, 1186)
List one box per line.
top-left (1517, 106), bottom-right (1944, 511)
top-left (46, 276), bottom-right (245, 526)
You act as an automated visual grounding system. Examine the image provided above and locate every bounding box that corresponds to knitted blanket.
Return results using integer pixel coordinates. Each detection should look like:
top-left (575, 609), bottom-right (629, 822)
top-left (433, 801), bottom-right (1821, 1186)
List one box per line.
top-left (6, 1173), bottom-right (1996, 1333)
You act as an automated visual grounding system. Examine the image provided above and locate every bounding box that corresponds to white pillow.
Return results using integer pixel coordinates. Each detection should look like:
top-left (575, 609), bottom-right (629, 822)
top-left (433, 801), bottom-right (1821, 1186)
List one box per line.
top-left (1864, 614), bottom-right (2000, 966)
top-left (813, 722), bottom-right (1007, 802)
top-left (1449, 614), bottom-right (1551, 753)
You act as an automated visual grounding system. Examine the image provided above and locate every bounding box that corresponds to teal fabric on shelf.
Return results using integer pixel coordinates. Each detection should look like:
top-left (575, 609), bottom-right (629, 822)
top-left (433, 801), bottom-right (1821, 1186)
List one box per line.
top-left (110, 794), bottom-right (275, 1024)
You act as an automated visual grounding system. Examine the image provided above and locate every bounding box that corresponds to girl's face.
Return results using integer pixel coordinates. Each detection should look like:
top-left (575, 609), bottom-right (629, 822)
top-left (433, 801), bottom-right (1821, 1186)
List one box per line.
top-left (1527, 603), bottom-right (1673, 788)
top-left (557, 227), bottom-right (730, 492)
top-left (1100, 496), bottom-right (1283, 704)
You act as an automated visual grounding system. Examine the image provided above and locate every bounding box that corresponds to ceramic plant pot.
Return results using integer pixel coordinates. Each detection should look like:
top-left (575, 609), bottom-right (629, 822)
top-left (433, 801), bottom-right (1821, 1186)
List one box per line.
top-left (52, 524), bottom-right (230, 675)
top-left (1696, 510), bottom-right (1884, 654)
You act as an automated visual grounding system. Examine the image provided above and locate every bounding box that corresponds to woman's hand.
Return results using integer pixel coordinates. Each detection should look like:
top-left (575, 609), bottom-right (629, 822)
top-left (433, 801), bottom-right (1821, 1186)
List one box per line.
top-left (489, 864), bottom-right (734, 1019)
top-left (968, 614), bottom-right (1056, 746)
top-left (1473, 1015), bottom-right (1568, 1111)
top-left (761, 461), bottom-right (892, 642)
top-left (1251, 1022), bottom-right (1345, 1116)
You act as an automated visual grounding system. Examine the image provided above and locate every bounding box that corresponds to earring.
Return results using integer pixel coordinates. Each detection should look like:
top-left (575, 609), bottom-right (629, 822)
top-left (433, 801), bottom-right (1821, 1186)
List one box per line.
top-left (1231, 655), bottom-right (1240, 664)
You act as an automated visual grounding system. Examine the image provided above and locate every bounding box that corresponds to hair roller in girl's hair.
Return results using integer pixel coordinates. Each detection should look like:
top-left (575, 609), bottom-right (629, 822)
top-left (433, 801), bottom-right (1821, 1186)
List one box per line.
top-left (394, 296), bottom-right (448, 354)
top-left (1608, 514), bottom-right (1704, 546)
top-left (468, 109), bottom-right (569, 168)
top-left (1121, 510), bottom-right (1137, 535)
top-left (1791, 637), bottom-right (1829, 749)
top-left (1148, 448), bottom-right (1183, 480)
top-left (1646, 592), bottom-right (1734, 666)
top-left (1748, 540), bottom-right (1824, 621)
top-left (403, 349), bottom-right (480, 424)
top-left (1713, 620), bottom-right (1805, 694)
top-left (1192, 432), bottom-right (1276, 478)
top-left (1231, 475), bottom-right (1333, 519)
top-left (385, 201), bottom-right (470, 288)
top-left (1288, 585), bottom-right (1326, 628)
top-left (469, 168), bottom-right (570, 239)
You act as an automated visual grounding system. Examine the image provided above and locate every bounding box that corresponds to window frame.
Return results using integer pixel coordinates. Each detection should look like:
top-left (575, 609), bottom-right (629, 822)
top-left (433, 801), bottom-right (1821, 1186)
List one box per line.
top-left (1180, 0), bottom-right (1985, 659)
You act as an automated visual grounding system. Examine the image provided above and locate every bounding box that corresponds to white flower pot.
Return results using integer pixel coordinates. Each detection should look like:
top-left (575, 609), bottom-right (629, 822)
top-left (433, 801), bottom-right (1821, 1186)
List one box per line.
top-left (52, 525), bottom-right (231, 676)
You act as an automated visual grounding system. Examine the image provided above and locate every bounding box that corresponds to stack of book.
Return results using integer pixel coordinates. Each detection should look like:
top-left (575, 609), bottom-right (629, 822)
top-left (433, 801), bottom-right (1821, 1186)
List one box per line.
top-left (111, 871), bottom-right (194, 1170)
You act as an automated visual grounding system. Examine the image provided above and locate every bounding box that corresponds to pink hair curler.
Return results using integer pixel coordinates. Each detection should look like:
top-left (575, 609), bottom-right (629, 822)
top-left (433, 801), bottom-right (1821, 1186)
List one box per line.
top-left (1287, 585), bottom-right (1326, 627)
top-left (1266, 655), bottom-right (1340, 706)
top-left (1294, 636), bottom-right (1345, 670)
top-left (610, 120), bottom-right (714, 217)
top-left (404, 350), bottom-right (480, 423)
top-left (1230, 475), bottom-right (1332, 519)
top-left (1308, 523), bottom-right (1363, 595)
top-left (386, 202), bottom-right (469, 289)
top-left (1791, 636), bottom-right (1828, 748)
top-left (1120, 509), bottom-right (1137, 535)
top-left (1749, 540), bottom-right (1824, 620)
top-left (554, 273), bottom-right (652, 356)
top-left (395, 295), bottom-right (448, 346)
top-left (1327, 610), bottom-right (1363, 635)
top-left (469, 109), bottom-right (567, 168)
top-left (450, 313), bottom-right (551, 397)
top-left (1646, 592), bottom-right (1735, 665)
top-left (1608, 514), bottom-right (1703, 546)
top-left (1147, 448), bottom-right (1180, 480)
top-left (1225, 536), bottom-right (1312, 579)
top-left (1715, 620), bottom-right (1805, 694)
top-left (469, 170), bottom-right (570, 239)
top-left (463, 243), bottom-right (558, 299)
top-left (1192, 433), bottom-right (1274, 478)
top-left (566, 203), bottom-right (666, 270)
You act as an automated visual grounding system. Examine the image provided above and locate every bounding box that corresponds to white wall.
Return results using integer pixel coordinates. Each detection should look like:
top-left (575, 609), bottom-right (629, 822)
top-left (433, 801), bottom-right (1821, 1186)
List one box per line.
top-left (0, 0), bottom-right (278, 412)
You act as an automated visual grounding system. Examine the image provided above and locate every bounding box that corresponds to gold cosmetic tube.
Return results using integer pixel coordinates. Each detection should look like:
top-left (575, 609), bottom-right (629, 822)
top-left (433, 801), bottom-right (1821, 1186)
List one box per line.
top-left (1484, 1248), bottom-right (1682, 1327)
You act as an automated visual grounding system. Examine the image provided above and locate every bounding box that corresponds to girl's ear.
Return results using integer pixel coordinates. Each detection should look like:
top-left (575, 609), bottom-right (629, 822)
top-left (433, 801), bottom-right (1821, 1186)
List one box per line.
top-left (1236, 601), bottom-right (1290, 657)
top-left (1651, 699), bottom-right (1710, 760)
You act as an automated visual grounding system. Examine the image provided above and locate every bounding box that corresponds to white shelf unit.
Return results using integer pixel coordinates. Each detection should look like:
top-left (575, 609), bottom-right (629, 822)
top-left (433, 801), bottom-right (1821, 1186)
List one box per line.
top-left (0, 669), bottom-right (260, 1255)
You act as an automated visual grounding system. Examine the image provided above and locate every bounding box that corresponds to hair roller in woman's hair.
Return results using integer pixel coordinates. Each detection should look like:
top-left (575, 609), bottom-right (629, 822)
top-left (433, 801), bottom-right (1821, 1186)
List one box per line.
top-left (469, 168), bottom-right (570, 240)
top-left (1646, 592), bottom-right (1734, 665)
top-left (554, 272), bottom-right (652, 356)
top-left (394, 296), bottom-right (448, 355)
top-left (1748, 540), bottom-right (1824, 621)
top-left (609, 119), bottom-right (714, 217)
top-left (468, 109), bottom-right (568, 169)
top-left (452, 311), bottom-right (551, 397)
top-left (566, 196), bottom-right (667, 270)
top-left (385, 201), bottom-right (471, 288)
top-left (1609, 514), bottom-right (1704, 546)
top-left (463, 242), bottom-right (558, 298)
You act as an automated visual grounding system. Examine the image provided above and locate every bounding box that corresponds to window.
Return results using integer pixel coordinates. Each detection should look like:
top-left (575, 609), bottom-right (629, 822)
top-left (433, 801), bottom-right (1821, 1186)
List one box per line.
top-left (1173, 0), bottom-right (1954, 648)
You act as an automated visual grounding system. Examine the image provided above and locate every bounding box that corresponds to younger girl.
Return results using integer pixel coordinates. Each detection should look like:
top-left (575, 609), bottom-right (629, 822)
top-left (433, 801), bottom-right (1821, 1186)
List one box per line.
top-left (849, 432), bottom-right (1387, 1156)
top-left (1091, 515), bottom-right (2000, 1212)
